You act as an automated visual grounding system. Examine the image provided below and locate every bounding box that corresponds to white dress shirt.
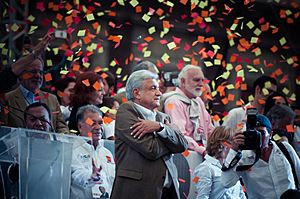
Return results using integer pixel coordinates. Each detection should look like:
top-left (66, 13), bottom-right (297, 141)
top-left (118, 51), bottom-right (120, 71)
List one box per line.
top-left (222, 141), bottom-right (300, 199)
top-left (194, 154), bottom-right (246, 199)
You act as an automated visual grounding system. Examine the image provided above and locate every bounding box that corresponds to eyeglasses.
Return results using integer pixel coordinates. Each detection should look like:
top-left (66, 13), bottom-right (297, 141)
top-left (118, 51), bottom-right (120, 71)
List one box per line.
top-left (23, 69), bottom-right (44, 75)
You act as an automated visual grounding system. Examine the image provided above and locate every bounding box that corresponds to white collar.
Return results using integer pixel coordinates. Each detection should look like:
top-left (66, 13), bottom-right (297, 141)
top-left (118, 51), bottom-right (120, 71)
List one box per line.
top-left (134, 103), bottom-right (157, 119)
top-left (204, 154), bottom-right (222, 168)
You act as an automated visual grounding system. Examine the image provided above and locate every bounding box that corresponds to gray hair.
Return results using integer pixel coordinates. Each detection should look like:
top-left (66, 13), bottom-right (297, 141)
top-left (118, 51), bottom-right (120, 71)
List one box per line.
top-left (76, 104), bottom-right (102, 124)
top-left (178, 64), bottom-right (202, 87)
top-left (266, 104), bottom-right (295, 128)
top-left (126, 70), bottom-right (158, 101)
top-left (131, 61), bottom-right (158, 74)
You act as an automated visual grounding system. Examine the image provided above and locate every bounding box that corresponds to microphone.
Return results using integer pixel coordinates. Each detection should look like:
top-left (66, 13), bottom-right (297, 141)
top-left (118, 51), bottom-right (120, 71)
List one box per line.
top-left (0, 101), bottom-right (54, 132)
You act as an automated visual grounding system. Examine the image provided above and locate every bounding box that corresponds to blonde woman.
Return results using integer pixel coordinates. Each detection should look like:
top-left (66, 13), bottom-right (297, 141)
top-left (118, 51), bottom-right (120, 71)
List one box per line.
top-left (193, 126), bottom-right (246, 199)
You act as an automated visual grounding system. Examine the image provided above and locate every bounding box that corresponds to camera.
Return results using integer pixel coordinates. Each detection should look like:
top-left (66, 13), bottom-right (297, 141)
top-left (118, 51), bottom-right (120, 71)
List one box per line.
top-left (162, 71), bottom-right (179, 87)
top-left (240, 108), bottom-right (262, 150)
top-left (54, 30), bottom-right (67, 39)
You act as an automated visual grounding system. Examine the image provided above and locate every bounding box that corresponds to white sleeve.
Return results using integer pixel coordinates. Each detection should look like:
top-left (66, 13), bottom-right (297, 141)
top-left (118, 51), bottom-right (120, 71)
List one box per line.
top-left (221, 149), bottom-right (241, 188)
top-left (71, 153), bottom-right (95, 188)
top-left (193, 163), bottom-right (212, 199)
top-left (282, 141), bottom-right (300, 188)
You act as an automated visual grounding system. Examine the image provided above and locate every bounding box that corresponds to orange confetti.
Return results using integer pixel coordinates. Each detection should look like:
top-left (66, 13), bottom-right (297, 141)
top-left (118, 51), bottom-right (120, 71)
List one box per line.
top-left (88, 132), bottom-right (92, 138)
top-left (121, 97), bottom-right (127, 103)
top-left (56, 13), bottom-right (63, 21)
top-left (166, 103), bottom-right (174, 110)
top-left (286, 125), bottom-right (295, 133)
top-left (73, 64), bottom-right (80, 71)
top-left (180, 0), bottom-right (188, 5)
top-left (258, 99), bottom-right (266, 105)
top-left (65, 15), bottom-right (73, 25)
top-left (270, 45), bottom-right (278, 53)
top-left (135, 6), bottom-right (142, 13)
top-left (212, 114), bottom-right (220, 122)
top-left (82, 79), bottom-right (90, 87)
top-left (223, 141), bottom-right (233, 149)
top-left (182, 150), bottom-right (190, 157)
top-left (44, 73), bottom-right (52, 82)
top-left (192, 176), bottom-right (200, 183)
top-left (103, 116), bottom-right (113, 124)
top-left (228, 94), bottom-right (235, 101)
top-left (93, 81), bottom-right (101, 91)
top-left (57, 91), bottom-right (65, 98)
top-left (100, 73), bottom-right (108, 79)
top-left (156, 8), bottom-right (164, 16)
top-left (144, 37), bottom-right (154, 42)
top-left (178, 178), bottom-right (186, 183)
top-left (235, 64), bottom-right (243, 72)
top-left (221, 98), bottom-right (229, 105)
top-left (85, 118), bottom-right (94, 126)
top-left (253, 58), bottom-right (260, 66)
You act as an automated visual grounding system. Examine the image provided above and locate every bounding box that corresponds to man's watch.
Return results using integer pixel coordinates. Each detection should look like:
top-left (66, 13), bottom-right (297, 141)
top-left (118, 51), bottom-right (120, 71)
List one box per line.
top-left (158, 122), bottom-right (164, 132)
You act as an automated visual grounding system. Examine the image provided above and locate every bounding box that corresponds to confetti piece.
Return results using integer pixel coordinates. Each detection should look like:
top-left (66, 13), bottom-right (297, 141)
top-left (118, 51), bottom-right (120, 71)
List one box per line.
top-left (182, 150), bottom-right (190, 157)
top-left (167, 42), bottom-right (176, 50)
top-left (103, 116), bottom-right (113, 124)
top-left (286, 125), bottom-right (295, 133)
top-left (273, 134), bottom-right (281, 141)
top-left (166, 103), bottom-right (174, 110)
top-left (93, 81), bottom-right (101, 91)
top-left (44, 73), bottom-right (52, 82)
top-left (77, 29), bottom-right (86, 37)
top-left (88, 132), bottom-right (92, 138)
top-left (192, 176), bottom-right (199, 183)
top-left (178, 178), bottom-right (186, 183)
top-left (85, 118), bottom-right (94, 126)
top-left (82, 79), bottom-right (90, 87)
top-left (86, 13), bottom-right (95, 21)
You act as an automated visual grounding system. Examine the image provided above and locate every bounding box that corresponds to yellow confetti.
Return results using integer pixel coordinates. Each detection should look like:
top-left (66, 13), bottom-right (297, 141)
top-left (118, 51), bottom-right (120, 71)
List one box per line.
top-left (279, 37), bottom-right (286, 46)
top-left (142, 14), bottom-right (151, 22)
top-left (282, 87), bottom-right (290, 95)
top-left (100, 106), bottom-right (110, 114)
top-left (148, 26), bottom-right (156, 34)
top-left (116, 67), bottom-right (122, 75)
top-left (77, 30), bottom-right (86, 37)
top-left (204, 61), bottom-right (213, 67)
top-left (273, 134), bottom-right (281, 141)
top-left (144, 51), bottom-right (151, 57)
top-left (86, 13), bottom-right (95, 21)
top-left (246, 21), bottom-right (255, 29)
top-left (129, 0), bottom-right (139, 7)
top-left (167, 42), bottom-right (176, 50)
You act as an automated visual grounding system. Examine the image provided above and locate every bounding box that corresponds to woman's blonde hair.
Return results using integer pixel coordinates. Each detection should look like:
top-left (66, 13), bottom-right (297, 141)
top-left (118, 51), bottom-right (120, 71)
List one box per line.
top-left (206, 126), bottom-right (234, 158)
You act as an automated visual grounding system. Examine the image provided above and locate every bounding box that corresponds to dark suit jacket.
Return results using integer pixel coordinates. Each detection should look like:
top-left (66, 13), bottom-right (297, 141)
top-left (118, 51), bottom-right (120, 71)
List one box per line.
top-left (0, 86), bottom-right (69, 133)
top-left (111, 101), bottom-right (188, 199)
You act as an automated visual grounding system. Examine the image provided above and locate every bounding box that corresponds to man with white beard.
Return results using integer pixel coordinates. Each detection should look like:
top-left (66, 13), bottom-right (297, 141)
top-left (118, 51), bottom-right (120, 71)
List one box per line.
top-left (163, 65), bottom-right (214, 155)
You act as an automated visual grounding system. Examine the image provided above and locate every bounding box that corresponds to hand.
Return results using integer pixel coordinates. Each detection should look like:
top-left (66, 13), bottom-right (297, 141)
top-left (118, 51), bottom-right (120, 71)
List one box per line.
top-left (232, 131), bottom-right (245, 151)
top-left (130, 117), bottom-right (160, 139)
top-left (32, 32), bottom-right (54, 56)
top-left (91, 159), bottom-right (102, 182)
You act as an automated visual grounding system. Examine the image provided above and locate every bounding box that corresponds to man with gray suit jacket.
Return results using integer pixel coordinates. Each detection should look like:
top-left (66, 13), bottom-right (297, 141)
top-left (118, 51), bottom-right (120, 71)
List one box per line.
top-left (111, 70), bottom-right (188, 199)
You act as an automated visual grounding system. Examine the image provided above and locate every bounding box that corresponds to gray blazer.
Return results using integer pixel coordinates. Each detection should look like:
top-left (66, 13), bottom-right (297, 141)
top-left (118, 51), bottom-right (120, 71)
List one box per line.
top-left (111, 101), bottom-right (188, 199)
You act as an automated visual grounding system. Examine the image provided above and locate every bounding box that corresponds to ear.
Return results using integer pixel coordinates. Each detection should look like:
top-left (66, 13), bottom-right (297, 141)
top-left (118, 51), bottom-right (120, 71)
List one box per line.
top-left (77, 122), bottom-right (83, 132)
top-left (180, 77), bottom-right (185, 86)
top-left (255, 85), bottom-right (261, 96)
top-left (132, 88), bottom-right (141, 100)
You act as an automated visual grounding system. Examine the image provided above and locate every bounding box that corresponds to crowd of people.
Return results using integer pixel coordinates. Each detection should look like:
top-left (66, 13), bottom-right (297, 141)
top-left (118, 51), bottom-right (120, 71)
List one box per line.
top-left (0, 32), bottom-right (300, 199)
